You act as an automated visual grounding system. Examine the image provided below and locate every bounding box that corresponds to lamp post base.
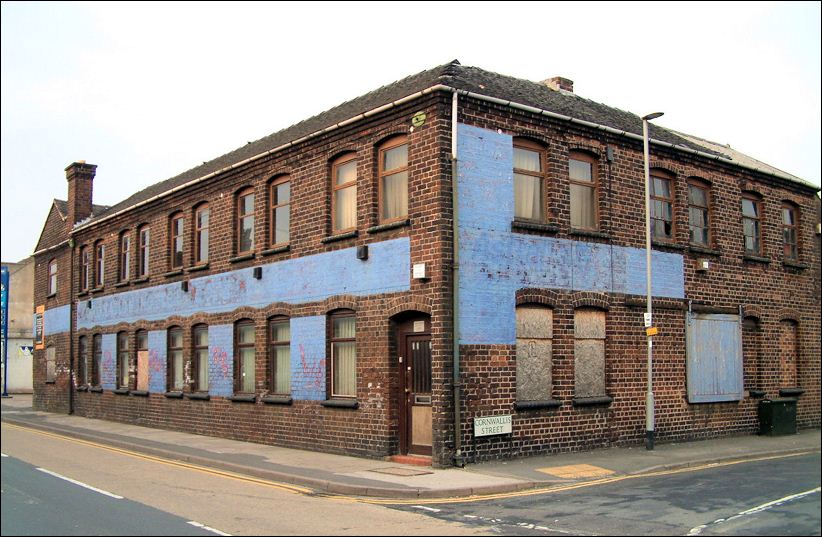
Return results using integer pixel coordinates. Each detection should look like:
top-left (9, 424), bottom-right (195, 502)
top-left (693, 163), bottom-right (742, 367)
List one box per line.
top-left (645, 430), bottom-right (655, 450)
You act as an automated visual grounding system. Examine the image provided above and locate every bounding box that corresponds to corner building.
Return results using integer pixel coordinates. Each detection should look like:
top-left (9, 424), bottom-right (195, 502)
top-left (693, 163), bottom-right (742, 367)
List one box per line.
top-left (32, 61), bottom-right (821, 466)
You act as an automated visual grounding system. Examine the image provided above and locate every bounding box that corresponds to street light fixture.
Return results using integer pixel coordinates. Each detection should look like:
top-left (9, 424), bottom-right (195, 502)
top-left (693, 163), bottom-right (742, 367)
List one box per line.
top-left (642, 111), bottom-right (663, 451)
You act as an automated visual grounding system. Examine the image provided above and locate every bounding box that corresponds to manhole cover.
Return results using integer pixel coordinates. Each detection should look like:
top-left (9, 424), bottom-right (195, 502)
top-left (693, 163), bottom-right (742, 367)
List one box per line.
top-left (369, 467), bottom-right (434, 476)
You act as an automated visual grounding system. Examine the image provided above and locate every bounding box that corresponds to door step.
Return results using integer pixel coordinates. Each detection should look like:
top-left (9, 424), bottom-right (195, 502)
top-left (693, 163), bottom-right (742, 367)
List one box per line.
top-left (389, 454), bottom-right (432, 467)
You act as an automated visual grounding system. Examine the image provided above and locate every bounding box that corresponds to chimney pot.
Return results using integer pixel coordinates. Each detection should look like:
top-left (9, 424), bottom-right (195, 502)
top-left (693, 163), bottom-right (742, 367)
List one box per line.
top-left (542, 76), bottom-right (574, 93)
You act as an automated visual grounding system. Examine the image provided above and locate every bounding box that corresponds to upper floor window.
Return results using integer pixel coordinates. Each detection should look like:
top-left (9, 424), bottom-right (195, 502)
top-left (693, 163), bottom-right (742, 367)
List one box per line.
top-left (270, 177), bottom-right (291, 246)
top-left (138, 225), bottom-right (150, 277)
top-left (235, 319), bottom-right (256, 393)
top-left (80, 247), bottom-right (90, 291)
top-left (569, 151), bottom-right (598, 230)
top-left (688, 180), bottom-right (711, 247)
top-left (237, 188), bottom-right (256, 254)
top-left (331, 154), bottom-right (357, 233)
top-left (116, 331), bottom-right (129, 389)
top-left (192, 324), bottom-right (209, 392)
top-left (94, 240), bottom-right (105, 287)
top-left (742, 194), bottom-right (762, 256)
top-left (119, 231), bottom-right (131, 282)
top-left (650, 170), bottom-right (674, 241)
top-left (513, 139), bottom-right (545, 222)
top-left (194, 204), bottom-right (210, 264)
top-left (781, 203), bottom-right (799, 261)
top-left (330, 310), bottom-right (356, 398)
top-left (269, 317), bottom-right (290, 395)
top-left (170, 213), bottom-right (184, 269)
top-left (379, 136), bottom-right (409, 223)
top-left (168, 326), bottom-right (184, 391)
top-left (47, 259), bottom-right (57, 295)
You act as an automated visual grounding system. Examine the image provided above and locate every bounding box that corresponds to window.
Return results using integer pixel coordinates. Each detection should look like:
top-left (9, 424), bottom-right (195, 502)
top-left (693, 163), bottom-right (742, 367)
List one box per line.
top-left (379, 137), bottom-right (409, 223)
top-left (235, 320), bottom-right (256, 393)
top-left (782, 203), bottom-right (799, 261)
top-left (686, 313), bottom-right (744, 403)
top-left (742, 194), bottom-right (762, 256)
top-left (269, 317), bottom-right (290, 394)
top-left (574, 308), bottom-right (607, 399)
top-left (167, 326), bottom-right (184, 391)
top-left (170, 213), bottom-right (184, 269)
top-left (136, 329), bottom-right (149, 391)
top-left (237, 189), bottom-right (255, 254)
top-left (80, 246), bottom-right (90, 291)
top-left (95, 241), bottom-right (105, 287)
top-left (515, 306), bottom-right (553, 401)
top-left (78, 336), bottom-right (88, 386)
top-left (569, 152), bottom-right (598, 230)
top-left (194, 204), bottom-right (209, 264)
top-left (650, 170), bottom-right (674, 240)
top-left (779, 320), bottom-right (799, 388)
top-left (116, 331), bottom-right (129, 389)
top-left (119, 231), bottom-right (131, 281)
top-left (48, 259), bottom-right (57, 295)
top-left (513, 139), bottom-right (545, 221)
top-left (92, 334), bottom-right (102, 387)
top-left (331, 154), bottom-right (357, 233)
top-left (330, 311), bottom-right (356, 397)
top-left (46, 346), bottom-right (56, 382)
top-left (270, 177), bottom-right (291, 246)
top-left (688, 181), bottom-right (711, 247)
top-left (192, 324), bottom-right (209, 392)
top-left (138, 225), bottom-right (150, 277)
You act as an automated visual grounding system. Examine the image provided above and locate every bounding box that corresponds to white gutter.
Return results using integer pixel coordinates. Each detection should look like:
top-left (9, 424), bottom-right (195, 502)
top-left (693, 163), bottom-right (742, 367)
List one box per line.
top-left (73, 84), bottom-right (816, 233)
top-left (33, 239), bottom-right (70, 257)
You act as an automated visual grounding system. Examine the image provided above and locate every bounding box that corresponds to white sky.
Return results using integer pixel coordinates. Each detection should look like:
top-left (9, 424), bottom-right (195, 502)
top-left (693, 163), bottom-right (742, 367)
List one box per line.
top-left (2, 1), bottom-right (820, 262)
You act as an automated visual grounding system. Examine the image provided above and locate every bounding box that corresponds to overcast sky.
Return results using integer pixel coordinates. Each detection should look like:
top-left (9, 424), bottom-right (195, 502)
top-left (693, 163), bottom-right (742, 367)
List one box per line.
top-left (2, 1), bottom-right (820, 262)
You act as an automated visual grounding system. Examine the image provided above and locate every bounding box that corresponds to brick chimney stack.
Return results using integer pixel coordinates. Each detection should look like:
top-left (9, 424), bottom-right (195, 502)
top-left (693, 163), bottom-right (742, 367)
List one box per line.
top-left (542, 76), bottom-right (574, 93)
top-left (65, 161), bottom-right (96, 227)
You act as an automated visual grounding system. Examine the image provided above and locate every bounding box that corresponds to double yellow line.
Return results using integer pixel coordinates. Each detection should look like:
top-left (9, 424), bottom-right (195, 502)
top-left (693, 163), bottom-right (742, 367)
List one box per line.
top-left (3, 421), bottom-right (814, 506)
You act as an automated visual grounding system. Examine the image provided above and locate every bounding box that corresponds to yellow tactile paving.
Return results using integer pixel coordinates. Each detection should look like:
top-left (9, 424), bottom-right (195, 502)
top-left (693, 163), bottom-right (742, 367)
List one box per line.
top-left (536, 463), bottom-right (615, 479)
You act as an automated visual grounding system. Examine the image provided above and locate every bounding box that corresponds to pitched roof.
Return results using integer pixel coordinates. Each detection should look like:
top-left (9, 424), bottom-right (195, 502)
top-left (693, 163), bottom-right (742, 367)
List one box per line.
top-left (53, 199), bottom-right (111, 220)
top-left (82, 60), bottom-right (814, 227)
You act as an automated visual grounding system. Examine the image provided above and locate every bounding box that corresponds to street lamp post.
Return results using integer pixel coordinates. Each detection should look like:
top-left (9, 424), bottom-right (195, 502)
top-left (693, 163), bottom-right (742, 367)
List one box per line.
top-left (642, 112), bottom-right (663, 451)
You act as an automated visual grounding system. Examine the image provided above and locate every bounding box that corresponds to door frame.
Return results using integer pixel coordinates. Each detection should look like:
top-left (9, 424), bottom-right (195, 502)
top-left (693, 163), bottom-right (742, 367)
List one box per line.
top-left (395, 315), bottom-right (431, 456)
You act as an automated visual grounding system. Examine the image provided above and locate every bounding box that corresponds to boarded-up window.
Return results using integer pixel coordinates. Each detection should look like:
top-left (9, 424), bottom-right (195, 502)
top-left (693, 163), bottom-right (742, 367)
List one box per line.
top-left (686, 313), bottom-right (743, 403)
top-left (45, 346), bottom-right (56, 383)
top-left (742, 317), bottom-right (762, 391)
top-left (516, 306), bottom-right (553, 401)
top-left (136, 330), bottom-right (149, 392)
top-left (574, 308), bottom-right (606, 398)
top-left (779, 320), bottom-right (799, 388)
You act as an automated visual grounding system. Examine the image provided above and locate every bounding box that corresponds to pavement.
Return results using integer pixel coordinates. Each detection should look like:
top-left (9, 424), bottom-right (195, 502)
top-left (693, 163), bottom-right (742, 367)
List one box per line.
top-left (2, 394), bottom-right (819, 500)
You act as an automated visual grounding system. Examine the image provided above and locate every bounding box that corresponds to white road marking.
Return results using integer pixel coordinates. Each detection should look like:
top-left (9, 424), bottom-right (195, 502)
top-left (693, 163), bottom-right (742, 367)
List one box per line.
top-left (687, 487), bottom-right (821, 536)
top-left (35, 467), bottom-right (123, 499)
top-left (187, 521), bottom-right (232, 536)
top-left (1, 453), bottom-right (9, 457)
top-left (412, 505), bottom-right (442, 513)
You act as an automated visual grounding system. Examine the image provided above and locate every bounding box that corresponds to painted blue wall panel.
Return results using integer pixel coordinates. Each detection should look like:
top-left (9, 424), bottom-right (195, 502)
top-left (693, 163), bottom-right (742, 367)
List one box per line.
top-left (76, 238), bottom-right (410, 330)
top-left (43, 304), bottom-right (70, 335)
top-left (290, 316), bottom-right (326, 401)
top-left (208, 325), bottom-right (233, 397)
top-left (147, 330), bottom-right (166, 393)
top-left (456, 123), bottom-right (685, 345)
top-left (101, 333), bottom-right (116, 390)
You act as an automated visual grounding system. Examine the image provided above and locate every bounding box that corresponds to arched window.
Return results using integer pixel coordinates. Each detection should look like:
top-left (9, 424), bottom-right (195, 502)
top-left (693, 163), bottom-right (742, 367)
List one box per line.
top-left (78, 335), bottom-right (88, 386)
top-left (269, 176), bottom-right (291, 247)
top-left (515, 305), bottom-right (553, 402)
top-left (47, 259), bottom-right (58, 295)
top-left (94, 240), bottom-right (105, 287)
top-left (781, 202), bottom-right (799, 261)
top-left (574, 308), bottom-right (607, 400)
top-left (116, 331), bottom-right (130, 389)
top-left (331, 154), bottom-right (357, 233)
top-left (742, 193), bottom-right (763, 256)
top-left (167, 326), bottom-right (184, 391)
top-left (650, 169), bottom-right (675, 240)
top-left (329, 310), bottom-right (356, 397)
top-left (269, 316), bottom-right (290, 395)
top-left (80, 246), bottom-right (90, 291)
top-left (569, 151), bottom-right (598, 230)
top-left (194, 204), bottom-right (210, 264)
top-left (378, 136), bottom-right (409, 223)
top-left (779, 320), bottom-right (799, 388)
top-left (688, 179), bottom-right (711, 247)
top-left (45, 346), bottom-right (56, 382)
top-left (138, 225), bottom-right (150, 277)
top-left (236, 188), bottom-right (256, 254)
top-left (136, 329), bottom-right (148, 391)
top-left (513, 138), bottom-right (546, 222)
top-left (92, 334), bottom-right (102, 387)
top-left (192, 324), bottom-right (209, 392)
top-left (169, 212), bottom-right (184, 269)
top-left (234, 319), bottom-right (256, 393)
top-left (118, 231), bottom-right (131, 282)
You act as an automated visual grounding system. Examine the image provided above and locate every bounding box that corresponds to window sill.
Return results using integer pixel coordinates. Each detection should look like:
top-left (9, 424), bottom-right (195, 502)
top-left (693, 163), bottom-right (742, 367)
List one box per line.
top-left (163, 269), bottom-right (184, 278)
top-left (186, 263), bottom-right (210, 273)
top-left (46, 292), bottom-right (57, 299)
top-left (130, 390), bottom-right (149, 397)
top-left (572, 395), bottom-right (613, 407)
top-left (652, 240), bottom-right (685, 251)
top-left (113, 281), bottom-right (130, 288)
top-left (185, 392), bottom-right (211, 401)
top-left (91, 286), bottom-right (105, 294)
top-left (90, 386), bottom-right (103, 393)
top-left (261, 245), bottom-right (290, 257)
top-left (743, 255), bottom-right (770, 264)
top-left (321, 399), bottom-right (359, 409)
top-left (45, 380), bottom-right (56, 384)
top-left (261, 395), bottom-right (293, 405)
top-left (367, 219), bottom-right (410, 234)
top-left (229, 394), bottom-right (257, 403)
top-left (783, 260), bottom-right (808, 270)
top-left (229, 253), bottom-right (256, 264)
top-left (321, 230), bottom-right (359, 244)
top-left (779, 387), bottom-right (805, 398)
top-left (132, 276), bottom-right (149, 284)
top-left (569, 229), bottom-right (610, 240)
top-left (113, 388), bottom-right (130, 395)
top-left (76, 385), bottom-right (89, 392)
top-left (77, 290), bottom-right (89, 298)
top-left (511, 220), bottom-right (560, 234)
top-left (164, 391), bottom-right (184, 399)
top-left (748, 389), bottom-right (767, 399)
top-left (514, 399), bottom-right (562, 411)
top-left (688, 245), bottom-right (722, 257)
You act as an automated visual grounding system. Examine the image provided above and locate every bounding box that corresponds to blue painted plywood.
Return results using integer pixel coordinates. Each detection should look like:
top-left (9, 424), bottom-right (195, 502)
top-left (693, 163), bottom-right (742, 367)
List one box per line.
top-left (290, 316), bottom-right (326, 401)
top-left (43, 304), bottom-right (70, 335)
top-left (208, 325), bottom-right (233, 397)
top-left (686, 313), bottom-right (743, 403)
top-left (101, 333), bottom-right (116, 390)
top-left (147, 330), bottom-right (166, 393)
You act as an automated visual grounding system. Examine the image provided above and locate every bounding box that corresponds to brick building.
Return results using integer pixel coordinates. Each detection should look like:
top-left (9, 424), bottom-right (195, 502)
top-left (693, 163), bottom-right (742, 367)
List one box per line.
top-left (32, 61), bottom-right (820, 466)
